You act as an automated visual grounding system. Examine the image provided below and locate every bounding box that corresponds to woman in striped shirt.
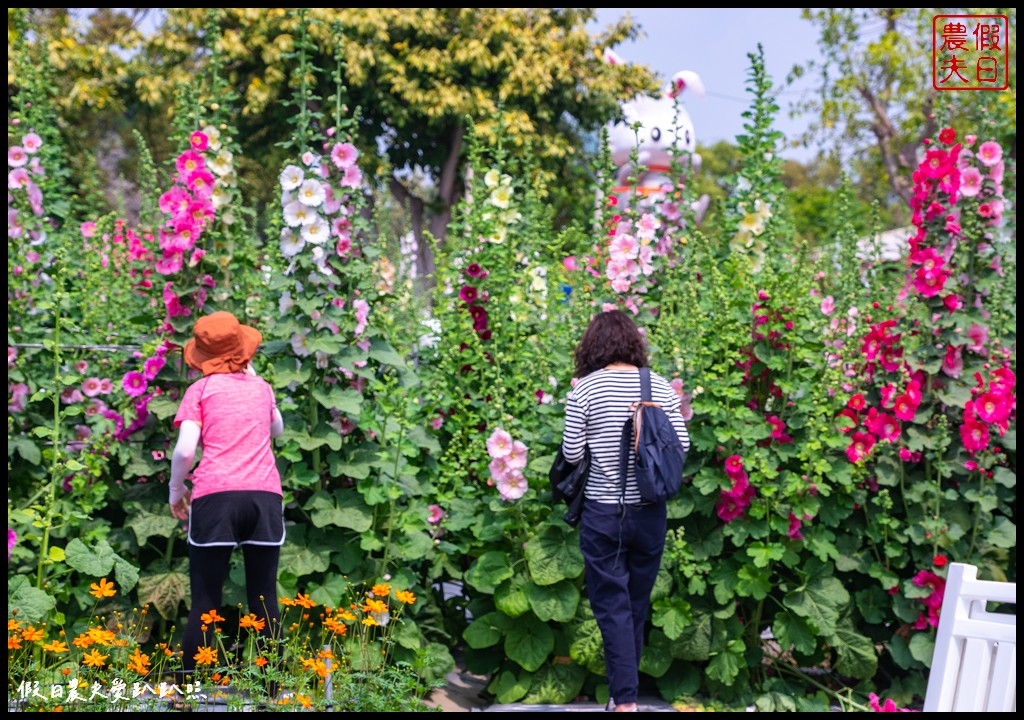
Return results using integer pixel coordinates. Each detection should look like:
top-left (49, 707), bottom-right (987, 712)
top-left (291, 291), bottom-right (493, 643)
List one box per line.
top-left (560, 310), bottom-right (691, 712)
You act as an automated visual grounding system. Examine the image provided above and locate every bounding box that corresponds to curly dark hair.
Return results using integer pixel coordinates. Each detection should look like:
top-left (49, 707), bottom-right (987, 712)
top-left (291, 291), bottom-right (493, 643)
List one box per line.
top-left (572, 310), bottom-right (649, 378)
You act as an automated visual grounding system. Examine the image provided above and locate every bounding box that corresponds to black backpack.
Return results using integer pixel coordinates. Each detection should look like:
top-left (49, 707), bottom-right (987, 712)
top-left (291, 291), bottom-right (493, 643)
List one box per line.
top-left (619, 367), bottom-right (687, 503)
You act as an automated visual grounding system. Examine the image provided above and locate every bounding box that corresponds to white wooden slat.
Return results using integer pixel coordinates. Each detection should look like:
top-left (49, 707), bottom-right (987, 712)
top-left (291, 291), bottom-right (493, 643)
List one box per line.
top-left (952, 637), bottom-right (992, 711)
top-left (985, 642), bottom-right (1016, 712)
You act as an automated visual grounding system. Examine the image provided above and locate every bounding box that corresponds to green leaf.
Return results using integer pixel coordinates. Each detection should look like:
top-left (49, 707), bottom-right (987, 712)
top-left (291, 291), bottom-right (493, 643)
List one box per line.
top-left (463, 611), bottom-right (507, 649)
top-left (113, 555), bottom-right (140, 593)
top-left (48, 546), bottom-right (65, 562)
top-left (137, 571), bottom-right (189, 620)
top-left (829, 623), bottom-right (877, 679)
top-left (736, 563), bottom-right (772, 600)
top-left (465, 551), bottom-right (515, 593)
top-left (992, 467), bottom-right (1015, 489)
top-left (127, 509), bottom-right (181, 547)
top-left (756, 692), bottom-right (798, 712)
top-left (651, 595), bottom-right (692, 640)
top-left (368, 341), bottom-right (409, 369)
top-left (640, 629), bottom-right (674, 678)
top-left (312, 386), bottom-right (363, 414)
top-left (706, 639), bottom-right (745, 684)
top-left (64, 538), bottom-right (115, 577)
top-left (525, 580), bottom-right (579, 623)
top-left (272, 358), bottom-right (311, 386)
top-left (568, 618), bottom-right (607, 674)
top-left (495, 575), bottom-right (532, 619)
top-left (784, 575), bottom-right (849, 636)
top-left (985, 517), bottom-right (1016, 549)
top-left (655, 662), bottom-right (702, 699)
top-left (146, 395), bottom-right (180, 420)
top-left (8, 575), bottom-right (56, 623)
top-left (670, 609), bottom-right (713, 660)
top-left (492, 669), bottom-right (531, 704)
top-left (524, 525), bottom-right (584, 586)
top-left (505, 614), bottom-right (555, 672)
top-left (908, 632), bottom-right (935, 666)
top-left (746, 541), bottom-right (785, 568)
top-left (10, 436), bottom-right (41, 465)
top-left (773, 612), bottom-right (817, 655)
top-left (521, 662), bottom-right (587, 704)
top-left (303, 490), bottom-right (373, 532)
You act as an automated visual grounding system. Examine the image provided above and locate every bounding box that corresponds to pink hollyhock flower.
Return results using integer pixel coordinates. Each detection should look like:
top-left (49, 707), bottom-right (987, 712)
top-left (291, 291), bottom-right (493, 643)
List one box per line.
top-left (8, 527), bottom-right (16, 560)
top-left (892, 394), bottom-right (918, 422)
top-left (427, 504), bottom-right (445, 525)
top-left (975, 391), bottom-right (1010, 424)
top-left (175, 149), bottom-right (205, 176)
top-left (81, 377), bottom-right (103, 398)
top-left (506, 440), bottom-right (529, 469)
top-left (430, 416), bottom-right (444, 431)
top-left (976, 140), bottom-right (1003, 167)
top-left (330, 142), bottom-right (358, 170)
top-left (341, 165), bottom-right (363, 189)
top-left (941, 344), bottom-right (963, 378)
top-left (486, 427), bottom-right (514, 458)
top-left (353, 298), bottom-right (370, 337)
top-left (960, 418), bottom-right (990, 454)
top-left (562, 255), bottom-right (577, 272)
top-left (786, 512), bottom-right (804, 541)
top-left (847, 394), bottom-right (867, 411)
top-left (122, 371), bottom-right (148, 398)
top-left (8, 167), bottom-right (30, 189)
top-left (913, 266), bottom-right (949, 297)
top-left (155, 252), bottom-right (184, 276)
top-left (496, 471), bottom-right (528, 502)
top-left (899, 448), bottom-right (923, 463)
top-left (60, 388), bottom-right (84, 405)
top-left (868, 693), bottom-right (900, 712)
top-left (21, 132), bottom-right (43, 153)
top-left (80, 221), bottom-right (97, 238)
top-left (966, 323), bottom-right (989, 353)
top-left (189, 131), bottom-right (209, 152)
top-left (846, 432), bottom-right (876, 463)
top-left (98, 378), bottom-right (113, 394)
top-left (958, 166), bottom-right (982, 197)
top-left (820, 295), bottom-right (835, 316)
top-left (74, 360), bottom-right (88, 374)
top-left (186, 169), bottom-right (216, 198)
top-left (8, 146), bottom-right (28, 168)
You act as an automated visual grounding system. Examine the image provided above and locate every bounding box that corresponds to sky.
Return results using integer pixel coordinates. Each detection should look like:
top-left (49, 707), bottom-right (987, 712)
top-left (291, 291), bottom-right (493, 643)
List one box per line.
top-left (590, 8), bottom-right (825, 161)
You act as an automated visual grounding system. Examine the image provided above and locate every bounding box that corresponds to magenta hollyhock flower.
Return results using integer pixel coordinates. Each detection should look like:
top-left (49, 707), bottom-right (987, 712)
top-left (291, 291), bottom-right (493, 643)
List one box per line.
top-left (330, 142), bottom-right (358, 170)
top-left (724, 454), bottom-right (744, 477)
top-left (913, 266), bottom-right (949, 297)
top-left (847, 394), bottom-right (867, 411)
top-left (937, 127), bottom-right (956, 145)
top-left (976, 140), bottom-right (1003, 167)
top-left (459, 285), bottom-right (478, 303)
top-left (143, 356), bottom-right (166, 381)
top-left (465, 262), bottom-right (485, 278)
top-left (865, 409), bottom-right (900, 442)
top-left (186, 169), bottom-right (216, 198)
top-left (975, 391), bottom-right (1010, 424)
top-left (189, 130), bottom-right (209, 152)
top-left (919, 148), bottom-right (955, 179)
top-left (892, 394), bottom-right (918, 422)
top-left (175, 149), bottom-right (205, 176)
top-left (960, 418), bottom-right (990, 454)
top-left (868, 693), bottom-right (901, 712)
top-left (941, 344), bottom-right (963, 378)
top-left (427, 504), bottom-right (445, 525)
top-left (942, 293), bottom-right (963, 313)
top-left (715, 473), bottom-right (754, 523)
top-left (965, 323), bottom-right (989, 353)
top-left (786, 512), bottom-right (804, 541)
top-left (899, 447), bottom-right (923, 463)
top-left (122, 371), bottom-right (148, 398)
top-left (846, 432), bottom-right (876, 464)
top-left (8, 528), bottom-right (17, 560)
top-left (836, 408), bottom-right (859, 433)
top-left (766, 416), bottom-right (792, 444)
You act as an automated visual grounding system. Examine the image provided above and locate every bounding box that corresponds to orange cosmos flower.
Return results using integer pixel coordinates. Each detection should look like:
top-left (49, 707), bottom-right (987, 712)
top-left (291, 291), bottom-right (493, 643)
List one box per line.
top-left (279, 596), bottom-right (296, 607)
top-left (72, 634), bottom-right (95, 649)
top-left (89, 578), bottom-right (116, 599)
top-left (318, 648), bottom-right (333, 659)
top-left (201, 609), bottom-right (226, 624)
top-left (42, 640), bottom-right (70, 653)
top-left (254, 656), bottom-right (268, 668)
top-left (395, 590), bottom-right (416, 605)
top-left (371, 583), bottom-right (392, 597)
top-left (323, 618), bottom-right (347, 635)
top-left (8, 635), bottom-right (23, 650)
top-left (362, 598), bottom-right (388, 614)
top-left (361, 616), bottom-right (379, 627)
top-left (21, 626), bottom-right (45, 642)
top-left (238, 614), bottom-right (266, 632)
top-left (86, 627), bottom-right (116, 646)
top-left (8, 619), bottom-right (23, 631)
top-left (82, 649), bottom-right (109, 667)
top-left (127, 647), bottom-right (151, 675)
top-left (294, 592), bottom-right (316, 609)
top-left (193, 646), bottom-right (218, 666)
top-left (296, 694), bottom-right (313, 709)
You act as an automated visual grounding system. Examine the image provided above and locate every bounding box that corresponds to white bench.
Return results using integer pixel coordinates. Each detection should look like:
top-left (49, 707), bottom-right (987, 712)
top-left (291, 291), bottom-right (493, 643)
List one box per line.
top-left (923, 562), bottom-right (1016, 712)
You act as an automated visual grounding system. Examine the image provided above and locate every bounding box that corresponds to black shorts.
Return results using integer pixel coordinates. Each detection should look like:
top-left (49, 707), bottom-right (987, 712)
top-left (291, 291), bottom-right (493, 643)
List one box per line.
top-left (187, 491), bottom-right (286, 547)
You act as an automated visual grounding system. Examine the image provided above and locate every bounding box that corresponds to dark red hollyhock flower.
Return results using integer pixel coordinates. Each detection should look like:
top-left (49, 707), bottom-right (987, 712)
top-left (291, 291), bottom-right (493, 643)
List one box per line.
top-left (938, 127), bottom-right (956, 145)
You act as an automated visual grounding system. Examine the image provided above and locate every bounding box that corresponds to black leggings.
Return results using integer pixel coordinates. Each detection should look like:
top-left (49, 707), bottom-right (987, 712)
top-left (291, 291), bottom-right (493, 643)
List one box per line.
top-left (180, 543), bottom-right (281, 672)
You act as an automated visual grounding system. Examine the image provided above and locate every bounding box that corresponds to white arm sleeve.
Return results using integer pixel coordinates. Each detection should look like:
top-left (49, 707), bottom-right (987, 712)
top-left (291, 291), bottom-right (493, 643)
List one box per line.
top-left (169, 420), bottom-right (201, 505)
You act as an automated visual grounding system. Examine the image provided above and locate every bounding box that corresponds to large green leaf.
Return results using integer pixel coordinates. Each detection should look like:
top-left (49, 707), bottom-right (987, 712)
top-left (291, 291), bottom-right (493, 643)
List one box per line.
top-left (670, 609), bottom-right (713, 660)
top-left (495, 575), bottom-right (532, 618)
top-left (655, 662), bottom-right (702, 699)
top-left (773, 611), bottom-right (817, 655)
top-left (137, 571), bottom-right (189, 620)
top-left (505, 614), bottom-right (554, 672)
top-left (465, 551), bottom-right (515, 593)
top-left (8, 574), bottom-right (56, 623)
top-left (492, 669), bottom-right (531, 704)
top-left (909, 632), bottom-right (936, 666)
top-left (986, 517), bottom-right (1016, 548)
top-left (303, 490), bottom-right (373, 532)
top-left (113, 555), bottom-right (140, 593)
top-left (127, 509), bottom-right (181, 547)
top-left (524, 526), bottom-right (584, 586)
top-left (525, 580), bottom-right (579, 623)
top-left (706, 638), bottom-right (745, 684)
top-left (521, 662), bottom-right (587, 704)
top-left (146, 395), bottom-right (180, 420)
top-left (10, 435), bottom-right (41, 465)
top-left (784, 575), bottom-right (849, 635)
top-left (640, 629), bottom-right (674, 678)
top-left (463, 611), bottom-right (507, 649)
top-left (568, 618), bottom-right (606, 674)
top-left (312, 386), bottom-right (363, 414)
top-left (829, 622), bottom-right (877, 679)
top-left (64, 538), bottom-right (116, 577)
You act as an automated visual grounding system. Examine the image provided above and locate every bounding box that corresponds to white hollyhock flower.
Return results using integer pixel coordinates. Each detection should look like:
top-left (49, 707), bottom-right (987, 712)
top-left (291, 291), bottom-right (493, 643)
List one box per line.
top-left (280, 164), bottom-right (305, 191)
top-left (209, 149), bottom-right (234, 176)
top-left (297, 178), bottom-right (326, 207)
top-left (210, 183), bottom-right (231, 209)
top-left (202, 125), bottom-right (221, 151)
top-left (301, 214), bottom-right (330, 245)
top-left (284, 200), bottom-right (314, 227)
top-left (280, 228), bottom-right (306, 257)
top-left (490, 185), bottom-right (513, 209)
top-left (484, 169), bottom-right (501, 188)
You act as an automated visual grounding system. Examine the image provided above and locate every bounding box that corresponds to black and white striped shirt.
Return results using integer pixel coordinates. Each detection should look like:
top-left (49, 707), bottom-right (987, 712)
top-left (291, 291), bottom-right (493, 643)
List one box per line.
top-left (561, 368), bottom-right (691, 504)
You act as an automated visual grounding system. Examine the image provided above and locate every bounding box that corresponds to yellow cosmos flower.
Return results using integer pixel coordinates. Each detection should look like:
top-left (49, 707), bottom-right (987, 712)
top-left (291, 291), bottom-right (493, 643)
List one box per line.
top-left (362, 598), bottom-right (388, 614)
top-left (395, 590), bottom-right (416, 605)
top-left (82, 649), bottom-right (108, 668)
top-left (361, 616), bottom-right (379, 627)
top-left (370, 583), bottom-right (391, 597)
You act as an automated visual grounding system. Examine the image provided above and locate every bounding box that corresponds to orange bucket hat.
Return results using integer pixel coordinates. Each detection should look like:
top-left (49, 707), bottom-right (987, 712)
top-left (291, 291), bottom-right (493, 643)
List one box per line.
top-left (183, 311), bottom-right (262, 376)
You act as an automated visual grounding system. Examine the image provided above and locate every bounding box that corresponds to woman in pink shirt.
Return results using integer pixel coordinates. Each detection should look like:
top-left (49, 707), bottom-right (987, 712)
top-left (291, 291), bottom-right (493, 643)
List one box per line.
top-left (169, 311), bottom-right (285, 675)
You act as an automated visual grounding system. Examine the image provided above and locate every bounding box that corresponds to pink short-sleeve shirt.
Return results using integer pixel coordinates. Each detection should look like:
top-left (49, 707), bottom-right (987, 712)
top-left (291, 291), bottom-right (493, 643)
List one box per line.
top-left (173, 373), bottom-right (282, 501)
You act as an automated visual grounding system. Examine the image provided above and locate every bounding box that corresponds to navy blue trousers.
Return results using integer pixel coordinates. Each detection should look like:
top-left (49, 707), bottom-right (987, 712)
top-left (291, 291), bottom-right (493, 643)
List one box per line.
top-left (579, 499), bottom-right (667, 705)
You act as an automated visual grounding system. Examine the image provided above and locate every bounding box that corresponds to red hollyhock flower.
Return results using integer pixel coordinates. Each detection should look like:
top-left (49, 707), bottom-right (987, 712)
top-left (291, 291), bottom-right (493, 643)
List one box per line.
top-left (933, 555), bottom-right (948, 567)
top-left (938, 127), bottom-right (956, 145)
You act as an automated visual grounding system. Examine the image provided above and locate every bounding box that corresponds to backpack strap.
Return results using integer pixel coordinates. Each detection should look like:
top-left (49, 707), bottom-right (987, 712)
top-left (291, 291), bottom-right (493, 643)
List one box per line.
top-left (640, 366), bottom-right (653, 402)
